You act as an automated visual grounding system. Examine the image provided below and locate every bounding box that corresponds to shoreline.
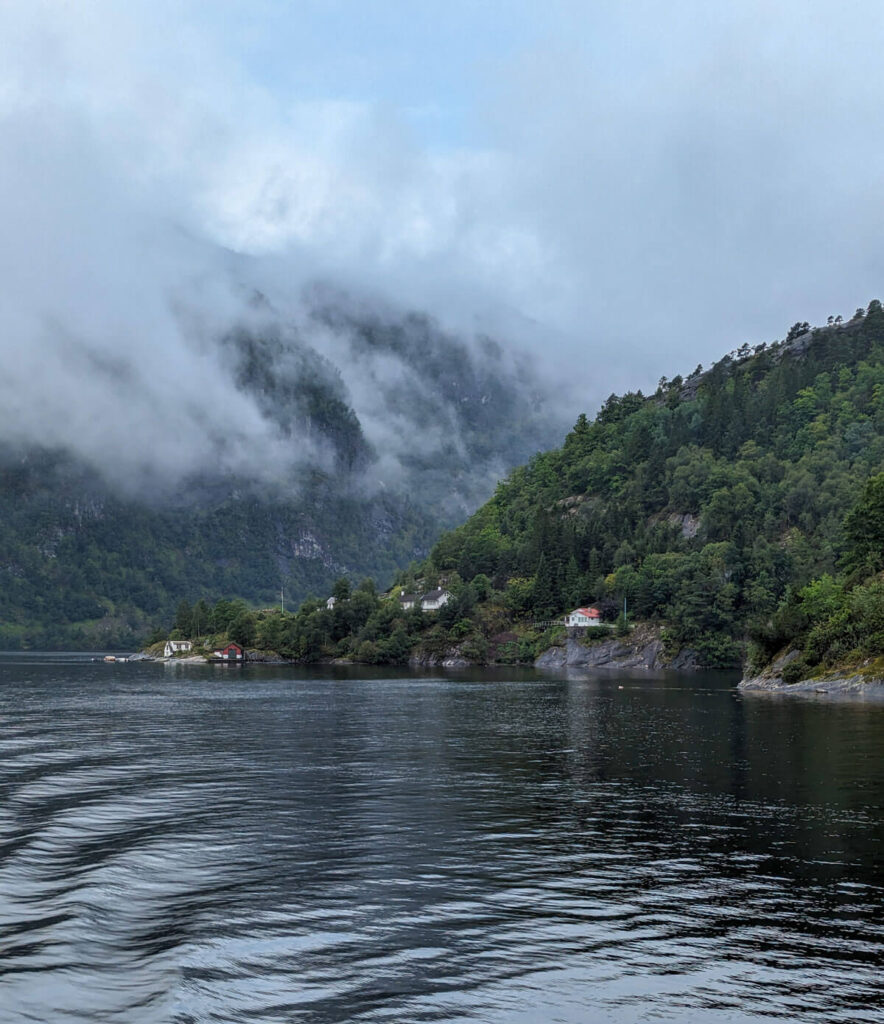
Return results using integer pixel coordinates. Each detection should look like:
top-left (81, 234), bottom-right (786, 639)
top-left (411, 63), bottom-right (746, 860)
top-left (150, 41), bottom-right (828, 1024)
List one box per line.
top-left (739, 672), bottom-right (884, 695)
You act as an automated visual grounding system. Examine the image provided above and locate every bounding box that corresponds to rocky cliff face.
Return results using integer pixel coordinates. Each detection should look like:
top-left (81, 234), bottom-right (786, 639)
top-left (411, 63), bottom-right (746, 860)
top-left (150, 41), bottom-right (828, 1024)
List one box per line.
top-left (534, 626), bottom-right (702, 672)
top-left (408, 649), bottom-right (472, 669)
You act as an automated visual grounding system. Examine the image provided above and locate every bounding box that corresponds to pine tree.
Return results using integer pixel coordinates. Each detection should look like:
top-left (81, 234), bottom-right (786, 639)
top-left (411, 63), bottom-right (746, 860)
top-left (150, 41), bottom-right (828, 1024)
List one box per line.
top-left (174, 600), bottom-right (192, 636)
top-left (563, 555), bottom-right (580, 608)
top-left (533, 553), bottom-right (558, 619)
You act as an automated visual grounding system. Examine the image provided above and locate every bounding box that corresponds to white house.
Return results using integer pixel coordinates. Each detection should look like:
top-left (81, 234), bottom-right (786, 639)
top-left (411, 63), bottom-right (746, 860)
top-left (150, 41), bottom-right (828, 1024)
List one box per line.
top-left (565, 607), bottom-right (602, 627)
top-left (326, 596), bottom-right (337, 610)
top-left (399, 593), bottom-right (419, 610)
top-left (164, 639), bottom-right (193, 657)
top-left (421, 589), bottom-right (452, 611)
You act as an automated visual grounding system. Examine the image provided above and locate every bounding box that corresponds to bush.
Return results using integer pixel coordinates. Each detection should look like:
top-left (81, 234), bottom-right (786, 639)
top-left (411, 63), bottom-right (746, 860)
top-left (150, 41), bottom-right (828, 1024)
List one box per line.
top-left (579, 625), bottom-right (614, 644)
top-left (460, 634), bottom-right (488, 663)
top-left (781, 657), bottom-right (808, 685)
top-left (356, 640), bottom-right (381, 664)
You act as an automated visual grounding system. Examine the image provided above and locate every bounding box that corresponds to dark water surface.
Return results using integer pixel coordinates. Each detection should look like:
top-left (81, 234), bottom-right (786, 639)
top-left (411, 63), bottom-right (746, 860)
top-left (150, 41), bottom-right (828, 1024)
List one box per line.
top-left (0, 656), bottom-right (882, 1024)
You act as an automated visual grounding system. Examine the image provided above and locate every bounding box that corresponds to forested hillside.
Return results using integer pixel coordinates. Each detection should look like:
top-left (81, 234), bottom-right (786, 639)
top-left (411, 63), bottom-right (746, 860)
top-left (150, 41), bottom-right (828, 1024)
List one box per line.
top-left (224, 303), bottom-right (883, 667)
top-left (747, 470), bottom-right (884, 683)
top-left (427, 306), bottom-right (883, 664)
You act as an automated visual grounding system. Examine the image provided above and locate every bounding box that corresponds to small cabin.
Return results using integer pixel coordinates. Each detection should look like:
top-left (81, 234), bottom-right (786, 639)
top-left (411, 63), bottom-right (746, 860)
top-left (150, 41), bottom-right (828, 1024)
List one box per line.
top-left (421, 589), bottom-right (452, 611)
top-left (214, 642), bottom-right (244, 661)
top-left (326, 596), bottom-right (337, 610)
top-left (565, 607), bottom-right (602, 628)
top-left (164, 639), bottom-right (193, 657)
top-left (399, 593), bottom-right (419, 611)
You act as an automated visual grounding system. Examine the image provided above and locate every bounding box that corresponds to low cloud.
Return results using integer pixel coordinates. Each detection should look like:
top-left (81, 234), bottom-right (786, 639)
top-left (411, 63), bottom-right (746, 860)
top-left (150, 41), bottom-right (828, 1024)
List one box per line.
top-left (1, 1), bottom-right (882, 491)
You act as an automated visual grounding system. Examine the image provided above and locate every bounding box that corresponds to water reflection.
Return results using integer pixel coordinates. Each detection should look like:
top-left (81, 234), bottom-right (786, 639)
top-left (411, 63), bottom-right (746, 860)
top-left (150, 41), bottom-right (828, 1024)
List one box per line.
top-left (0, 660), bottom-right (881, 1023)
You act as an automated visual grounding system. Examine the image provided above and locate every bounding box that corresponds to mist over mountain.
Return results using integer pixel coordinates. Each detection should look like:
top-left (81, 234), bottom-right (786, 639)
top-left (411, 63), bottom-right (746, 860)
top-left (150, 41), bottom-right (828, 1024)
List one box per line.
top-left (0, 283), bottom-right (564, 649)
top-left (0, 7), bottom-right (568, 650)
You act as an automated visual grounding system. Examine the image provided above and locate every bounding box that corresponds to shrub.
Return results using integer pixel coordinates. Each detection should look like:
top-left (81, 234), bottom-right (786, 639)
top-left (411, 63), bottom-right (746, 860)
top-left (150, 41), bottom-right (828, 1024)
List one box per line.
top-left (781, 657), bottom-right (808, 685)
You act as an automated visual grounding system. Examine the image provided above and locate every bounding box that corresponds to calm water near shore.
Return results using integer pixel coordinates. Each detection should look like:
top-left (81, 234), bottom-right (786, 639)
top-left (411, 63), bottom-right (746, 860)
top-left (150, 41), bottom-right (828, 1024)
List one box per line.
top-left (0, 655), bottom-right (882, 1024)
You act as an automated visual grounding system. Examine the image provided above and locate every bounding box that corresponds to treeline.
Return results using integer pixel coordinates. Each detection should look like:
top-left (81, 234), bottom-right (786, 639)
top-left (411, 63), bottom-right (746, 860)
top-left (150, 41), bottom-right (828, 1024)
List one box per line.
top-left (157, 576), bottom-right (508, 665)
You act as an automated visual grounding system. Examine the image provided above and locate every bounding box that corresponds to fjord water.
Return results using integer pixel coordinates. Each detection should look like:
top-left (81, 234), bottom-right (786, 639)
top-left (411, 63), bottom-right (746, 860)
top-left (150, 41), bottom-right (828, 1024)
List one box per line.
top-left (0, 657), bottom-right (881, 1024)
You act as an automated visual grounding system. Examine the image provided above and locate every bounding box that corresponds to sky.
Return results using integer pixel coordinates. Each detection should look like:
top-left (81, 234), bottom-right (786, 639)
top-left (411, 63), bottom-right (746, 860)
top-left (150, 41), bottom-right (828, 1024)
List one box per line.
top-left (2, 0), bottom-right (883, 481)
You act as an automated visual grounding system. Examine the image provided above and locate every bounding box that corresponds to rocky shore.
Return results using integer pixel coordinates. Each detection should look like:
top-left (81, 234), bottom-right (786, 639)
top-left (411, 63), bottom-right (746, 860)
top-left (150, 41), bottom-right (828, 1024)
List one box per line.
top-left (534, 625), bottom-right (703, 672)
top-left (408, 650), bottom-right (472, 669)
top-left (739, 650), bottom-right (884, 694)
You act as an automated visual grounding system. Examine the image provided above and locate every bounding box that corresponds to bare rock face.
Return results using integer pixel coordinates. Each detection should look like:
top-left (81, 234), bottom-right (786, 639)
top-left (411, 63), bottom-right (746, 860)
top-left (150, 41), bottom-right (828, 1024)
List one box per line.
top-left (535, 628), bottom-right (702, 672)
top-left (739, 672), bottom-right (884, 694)
top-left (408, 649), bottom-right (471, 668)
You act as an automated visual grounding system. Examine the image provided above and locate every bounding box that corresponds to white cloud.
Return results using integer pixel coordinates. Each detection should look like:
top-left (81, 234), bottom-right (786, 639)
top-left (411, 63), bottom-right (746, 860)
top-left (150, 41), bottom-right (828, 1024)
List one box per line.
top-left (1, 0), bottom-right (883, 487)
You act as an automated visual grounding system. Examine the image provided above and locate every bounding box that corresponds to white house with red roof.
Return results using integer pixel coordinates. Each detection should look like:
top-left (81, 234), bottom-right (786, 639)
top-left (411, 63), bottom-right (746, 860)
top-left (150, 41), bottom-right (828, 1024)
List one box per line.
top-left (565, 606), bottom-right (602, 627)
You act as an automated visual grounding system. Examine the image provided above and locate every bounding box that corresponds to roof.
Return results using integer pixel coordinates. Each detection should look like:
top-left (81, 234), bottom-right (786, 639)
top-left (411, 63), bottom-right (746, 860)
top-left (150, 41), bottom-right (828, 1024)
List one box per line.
top-left (572, 607), bottom-right (600, 617)
top-left (422, 589), bottom-right (449, 601)
top-left (399, 593), bottom-right (419, 602)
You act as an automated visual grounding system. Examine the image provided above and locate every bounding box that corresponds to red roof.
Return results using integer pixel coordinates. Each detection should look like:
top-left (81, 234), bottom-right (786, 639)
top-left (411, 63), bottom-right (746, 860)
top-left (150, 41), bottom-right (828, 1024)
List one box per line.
top-left (220, 642), bottom-right (242, 652)
top-left (573, 607), bottom-right (600, 618)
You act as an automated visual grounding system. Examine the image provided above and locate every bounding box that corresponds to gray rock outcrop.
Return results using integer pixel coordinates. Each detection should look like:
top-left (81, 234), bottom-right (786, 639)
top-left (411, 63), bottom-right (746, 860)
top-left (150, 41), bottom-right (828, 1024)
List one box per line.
top-left (535, 628), bottom-right (702, 672)
top-left (739, 649), bottom-right (884, 694)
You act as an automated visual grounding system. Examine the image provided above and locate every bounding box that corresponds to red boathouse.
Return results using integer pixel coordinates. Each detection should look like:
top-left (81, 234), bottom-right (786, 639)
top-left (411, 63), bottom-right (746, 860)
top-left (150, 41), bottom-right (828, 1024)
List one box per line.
top-left (213, 642), bottom-right (244, 661)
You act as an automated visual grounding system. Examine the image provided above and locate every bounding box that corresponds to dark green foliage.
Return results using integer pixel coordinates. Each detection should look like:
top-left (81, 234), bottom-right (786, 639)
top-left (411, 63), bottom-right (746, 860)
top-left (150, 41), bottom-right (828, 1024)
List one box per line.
top-left (781, 657), bottom-right (809, 685)
top-left (748, 472), bottom-right (884, 677)
top-left (228, 610), bottom-right (257, 648)
top-left (174, 601), bottom-right (193, 635)
top-left (0, 454), bottom-right (439, 649)
top-left (843, 473), bottom-right (884, 577)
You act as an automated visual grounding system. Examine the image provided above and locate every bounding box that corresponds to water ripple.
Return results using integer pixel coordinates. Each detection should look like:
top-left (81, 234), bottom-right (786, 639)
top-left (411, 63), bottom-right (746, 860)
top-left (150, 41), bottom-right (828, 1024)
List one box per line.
top-left (0, 662), bottom-right (881, 1023)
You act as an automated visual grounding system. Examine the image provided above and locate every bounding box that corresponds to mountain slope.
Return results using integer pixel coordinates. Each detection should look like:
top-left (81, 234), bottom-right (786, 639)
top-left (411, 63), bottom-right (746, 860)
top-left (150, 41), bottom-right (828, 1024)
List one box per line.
top-left (0, 296), bottom-right (563, 649)
top-left (233, 303), bottom-right (883, 667)
top-left (425, 307), bottom-right (883, 664)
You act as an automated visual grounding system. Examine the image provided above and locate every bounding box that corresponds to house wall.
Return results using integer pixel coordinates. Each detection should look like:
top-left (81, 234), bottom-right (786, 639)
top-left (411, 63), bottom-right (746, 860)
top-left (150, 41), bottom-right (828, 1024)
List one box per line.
top-left (566, 615), bottom-right (601, 627)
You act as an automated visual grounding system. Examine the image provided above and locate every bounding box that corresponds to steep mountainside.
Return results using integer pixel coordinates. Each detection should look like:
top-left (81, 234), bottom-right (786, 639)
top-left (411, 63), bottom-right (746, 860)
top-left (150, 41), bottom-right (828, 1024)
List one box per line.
top-left (0, 297), bottom-right (562, 649)
top-left (229, 304), bottom-right (883, 668)
top-left (426, 308), bottom-right (883, 664)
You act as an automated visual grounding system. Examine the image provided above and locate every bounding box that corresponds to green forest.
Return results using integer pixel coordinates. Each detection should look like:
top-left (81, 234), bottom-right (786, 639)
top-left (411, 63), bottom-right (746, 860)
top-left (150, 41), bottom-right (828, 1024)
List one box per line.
top-left (748, 471), bottom-right (884, 682)
top-left (159, 304), bottom-right (884, 674)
